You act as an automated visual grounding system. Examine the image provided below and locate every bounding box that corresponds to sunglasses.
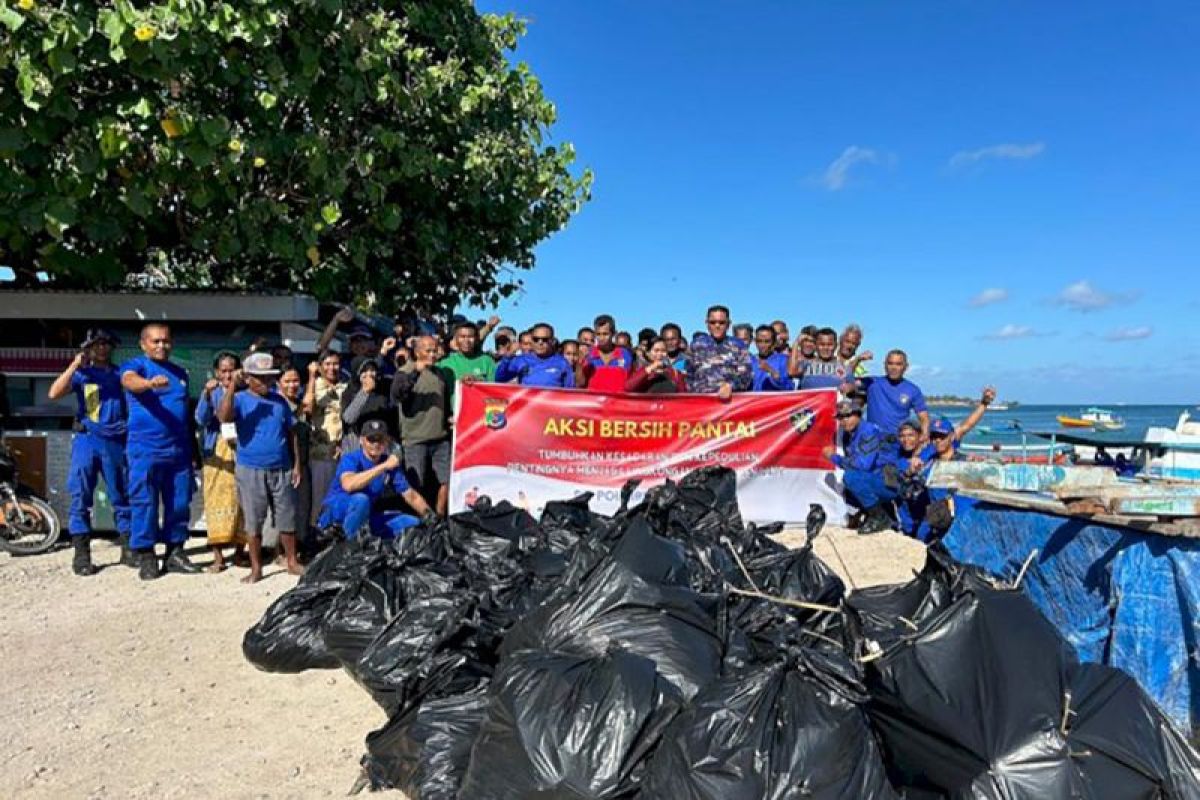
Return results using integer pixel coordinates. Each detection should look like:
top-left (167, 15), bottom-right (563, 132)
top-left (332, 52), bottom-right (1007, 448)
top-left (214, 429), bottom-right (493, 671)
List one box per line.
top-left (707, 319), bottom-right (730, 326)
top-left (531, 335), bottom-right (552, 343)
top-left (836, 413), bottom-right (856, 420)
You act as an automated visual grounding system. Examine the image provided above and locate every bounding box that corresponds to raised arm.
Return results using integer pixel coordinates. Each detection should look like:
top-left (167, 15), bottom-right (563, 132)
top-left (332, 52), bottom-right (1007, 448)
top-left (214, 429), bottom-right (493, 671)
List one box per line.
top-left (339, 453), bottom-right (399, 493)
top-left (216, 373), bottom-right (241, 423)
top-left (317, 306), bottom-right (356, 354)
top-left (121, 367), bottom-right (167, 394)
top-left (955, 386), bottom-right (996, 440)
top-left (48, 352), bottom-right (85, 400)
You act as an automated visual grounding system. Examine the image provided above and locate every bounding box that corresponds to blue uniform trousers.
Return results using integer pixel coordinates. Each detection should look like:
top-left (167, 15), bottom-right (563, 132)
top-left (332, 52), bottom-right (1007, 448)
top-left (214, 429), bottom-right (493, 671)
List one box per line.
top-left (842, 468), bottom-right (898, 511)
top-left (67, 433), bottom-right (130, 536)
top-left (128, 449), bottom-right (193, 549)
top-left (319, 494), bottom-right (419, 540)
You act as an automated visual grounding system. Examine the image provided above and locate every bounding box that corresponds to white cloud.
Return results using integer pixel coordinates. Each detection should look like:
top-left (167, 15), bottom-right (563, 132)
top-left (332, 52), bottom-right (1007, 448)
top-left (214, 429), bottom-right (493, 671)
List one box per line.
top-left (968, 287), bottom-right (1009, 308)
top-left (1052, 280), bottom-right (1139, 313)
top-left (819, 146), bottom-right (883, 191)
top-left (1104, 325), bottom-right (1153, 342)
top-left (980, 324), bottom-right (1055, 341)
top-left (949, 142), bottom-right (1045, 169)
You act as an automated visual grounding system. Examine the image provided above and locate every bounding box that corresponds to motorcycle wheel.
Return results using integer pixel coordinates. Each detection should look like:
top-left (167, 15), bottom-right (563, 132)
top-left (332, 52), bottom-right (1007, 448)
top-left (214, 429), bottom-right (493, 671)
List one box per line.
top-left (0, 494), bottom-right (62, 556)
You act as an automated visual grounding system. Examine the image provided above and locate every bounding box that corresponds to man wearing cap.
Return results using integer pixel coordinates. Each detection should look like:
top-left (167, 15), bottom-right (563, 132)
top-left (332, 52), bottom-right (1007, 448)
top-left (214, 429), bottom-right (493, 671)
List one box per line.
top-left (217, 352), bottom-right (304, 583)
top-left (48, 328), bottom-right (131, 576)
top-left (316, 419), bottom-right (433, 539)
top-left (822, 399), bottom-right (899, 535)
top-left (120, 323), bottom-right (202, 580)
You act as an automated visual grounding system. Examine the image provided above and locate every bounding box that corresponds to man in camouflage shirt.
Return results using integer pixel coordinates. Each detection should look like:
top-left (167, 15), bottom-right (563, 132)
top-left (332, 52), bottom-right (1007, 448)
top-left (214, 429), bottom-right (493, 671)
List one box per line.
top-left (687, 305), bottom-right (753, 399)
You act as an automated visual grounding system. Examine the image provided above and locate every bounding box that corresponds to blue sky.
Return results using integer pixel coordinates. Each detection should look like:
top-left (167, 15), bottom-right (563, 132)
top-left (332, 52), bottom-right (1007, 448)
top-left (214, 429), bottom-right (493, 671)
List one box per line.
top-left (468, 1), bottom-right (1200, 403)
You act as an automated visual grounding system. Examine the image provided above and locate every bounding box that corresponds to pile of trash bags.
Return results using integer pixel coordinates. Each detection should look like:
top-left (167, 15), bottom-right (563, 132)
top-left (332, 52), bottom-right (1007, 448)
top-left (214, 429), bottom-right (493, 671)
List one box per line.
top-left (243, 466), bottom-right (1200, 799)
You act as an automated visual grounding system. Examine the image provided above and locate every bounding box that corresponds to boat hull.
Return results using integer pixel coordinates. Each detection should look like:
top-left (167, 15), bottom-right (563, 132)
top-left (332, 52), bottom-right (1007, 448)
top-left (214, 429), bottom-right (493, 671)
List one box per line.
top-left (1057, 416), bottom-right (1093, 428)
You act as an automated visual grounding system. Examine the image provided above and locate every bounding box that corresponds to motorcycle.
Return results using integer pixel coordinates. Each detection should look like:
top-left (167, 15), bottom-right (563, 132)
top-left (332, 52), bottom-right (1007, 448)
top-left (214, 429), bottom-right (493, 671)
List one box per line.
top-left (0, 444), bottom-right (62, 556)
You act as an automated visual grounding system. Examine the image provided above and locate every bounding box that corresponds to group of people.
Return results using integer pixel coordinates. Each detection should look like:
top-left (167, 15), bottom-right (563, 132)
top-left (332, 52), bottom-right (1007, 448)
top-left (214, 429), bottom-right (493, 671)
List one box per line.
top-left (52, 304), bottom-right (990, 581)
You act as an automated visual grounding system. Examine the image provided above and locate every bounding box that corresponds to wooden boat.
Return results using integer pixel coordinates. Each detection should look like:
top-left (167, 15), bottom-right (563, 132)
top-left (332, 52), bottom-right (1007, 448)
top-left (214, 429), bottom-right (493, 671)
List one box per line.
top-left (1057, 415), bottom-right (1094, 429)
top-left (1082, 407), bottom-right (1125, 431)
top-left (960, 442), bottom-right (1072, 465)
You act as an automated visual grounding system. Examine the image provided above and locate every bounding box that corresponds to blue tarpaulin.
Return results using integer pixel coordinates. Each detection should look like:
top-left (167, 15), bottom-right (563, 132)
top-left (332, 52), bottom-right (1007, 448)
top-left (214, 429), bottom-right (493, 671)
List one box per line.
top-left (942, 500), bottom-right (1200, 736)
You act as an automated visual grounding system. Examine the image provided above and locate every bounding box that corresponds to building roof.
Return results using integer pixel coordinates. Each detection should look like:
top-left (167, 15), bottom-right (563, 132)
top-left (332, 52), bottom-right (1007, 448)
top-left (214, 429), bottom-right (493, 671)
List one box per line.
top-left (0, 288), bottom-right (320, 322)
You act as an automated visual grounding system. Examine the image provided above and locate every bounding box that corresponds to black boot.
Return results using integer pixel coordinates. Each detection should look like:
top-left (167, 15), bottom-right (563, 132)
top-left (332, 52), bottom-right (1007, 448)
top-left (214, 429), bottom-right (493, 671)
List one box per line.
top-left (118, 533), bottom-right (136, 568)
top-left (137, 549), bottom-right (161, 581)
top-left (858, 505), bottom-right (895, 535)
top-left (72, 535), bottom-right (98, 577)
top-left (164, 543), bottom-right (202, 575)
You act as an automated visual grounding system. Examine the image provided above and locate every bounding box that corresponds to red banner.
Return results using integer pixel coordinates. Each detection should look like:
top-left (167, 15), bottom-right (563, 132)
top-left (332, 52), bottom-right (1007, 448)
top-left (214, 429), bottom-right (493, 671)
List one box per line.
top-left (450, 384), bottom-right (847, 523)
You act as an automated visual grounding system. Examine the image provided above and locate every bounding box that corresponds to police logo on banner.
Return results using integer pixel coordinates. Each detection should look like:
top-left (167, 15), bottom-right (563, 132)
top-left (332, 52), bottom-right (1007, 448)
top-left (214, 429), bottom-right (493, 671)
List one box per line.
top-left (484, 398), bottom-right (509, 430)
top-left (790, 407), bottom-right (816, 434)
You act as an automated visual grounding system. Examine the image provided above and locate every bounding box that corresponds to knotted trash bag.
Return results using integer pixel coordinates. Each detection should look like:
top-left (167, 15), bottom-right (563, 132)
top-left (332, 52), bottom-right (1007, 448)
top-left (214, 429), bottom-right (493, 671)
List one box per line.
top-left (361, 685), bottom-right (491, 798)
top-left (458, 647), bottom-right (682, 799)
top-left (643, 649), bottom-right (899, 800)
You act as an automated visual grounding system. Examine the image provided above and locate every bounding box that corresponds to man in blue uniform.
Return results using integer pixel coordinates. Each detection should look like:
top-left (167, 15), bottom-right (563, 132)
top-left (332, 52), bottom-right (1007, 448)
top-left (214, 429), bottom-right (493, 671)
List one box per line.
top-left (317, 419), bottom-right (434, 539)
top-left (495, 323), bottom-right (575, 387)
top-left (750, 325), bottom-right (792, 391)
top-left (846, 349), bottom-right (930, 439)
top-left (47, 328), bottom-right (130, 576)
top-left (120, 323), bottom-right (202, 580)
top-left (823, 400), bottom-right (900, 534)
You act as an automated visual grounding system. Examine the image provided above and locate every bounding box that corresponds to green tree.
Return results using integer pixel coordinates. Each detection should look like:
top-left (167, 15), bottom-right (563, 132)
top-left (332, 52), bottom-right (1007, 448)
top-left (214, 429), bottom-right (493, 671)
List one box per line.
top-left (0, 0), bottom-right (591, 313)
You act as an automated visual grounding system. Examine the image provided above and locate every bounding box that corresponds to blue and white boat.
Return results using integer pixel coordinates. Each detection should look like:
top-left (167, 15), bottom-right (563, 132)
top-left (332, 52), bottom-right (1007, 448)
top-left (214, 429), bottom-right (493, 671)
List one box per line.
top-left (1146, 411), bottom-right (1200, 482)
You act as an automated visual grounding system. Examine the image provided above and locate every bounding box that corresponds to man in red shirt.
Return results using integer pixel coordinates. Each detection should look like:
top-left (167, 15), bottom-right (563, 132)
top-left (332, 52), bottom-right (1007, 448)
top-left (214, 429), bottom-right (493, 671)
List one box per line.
top-left (575, 314), bottom-right (635, 392)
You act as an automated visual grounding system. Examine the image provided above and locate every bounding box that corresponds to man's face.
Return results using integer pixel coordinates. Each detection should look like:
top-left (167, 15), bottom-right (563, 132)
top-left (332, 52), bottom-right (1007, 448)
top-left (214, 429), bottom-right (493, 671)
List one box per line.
top-left (595, 323), bottom-right (614, 352)
top-left (734, 327), bottom-right (752, 344)
top-left (898, 427), bottom-right (920, 452)
top-left (885, 353), bottom-right (908, 381)
top-left (615, 332), bottom-right (632, 350)
top-left (933, 435), bottom-right (954, 457)
top-left (816, 333), bottom-right (837, 360)
top-left (754, 330), bottom-right (776, 359)
top-left (530, 327), bottom-right (554, 357)
top-left (279, 371), bottom-right (301, 399)
top-left (561, 342), bottom-right (580, 366)
top-left (140, 326), bottom-right (172, 361)
top-left (271, 346), bottom-right (293, 368)
top-left (578, 330), bottom-right (596, 348)
top-left (350, 337), bottom-right (375, 357)
top-left (247, 373), bottom-right (274, 396)
top-left (772, 323), bottom-right (789, 351)
top-left (320, 355), bottom-right (341, 383)
top-left (838, 412), bottom-right (861, 433)
top-left (454, 327), bottom-right (478, 356)
top-left (362, 434), bottom-right (389, 461)
top-left (706, 310), bottom-right (731, 341)
top-left (840, 331), bottom-right (861, 359)
top-left (89, 340), bottom-right (113, 364)
top-left (216, 358), bottom-right (237, 385)
top-left (799, 333), bottom-right (816, 358)
top-left (519, 333), bottom-right (533, 353)
top-left (414, 337), bottom-right (438, 364)
top-left (662, 329), bottom-right (682, 354)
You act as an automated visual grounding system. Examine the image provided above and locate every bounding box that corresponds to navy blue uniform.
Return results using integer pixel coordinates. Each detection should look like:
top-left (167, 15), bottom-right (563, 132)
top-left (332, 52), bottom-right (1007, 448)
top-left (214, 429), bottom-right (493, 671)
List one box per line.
top-left (859, 376), bottom-right (928, 435)
top-left (495, 352), bottom-right (576, 388)
top-left (66, 365), bottom-right (130, 537)
top-left (750, 352), bottom-right (792, 392)
top-left (122, 355), bottom-right (193, 549)
top-left (832, 420), bottom-right (899, 510)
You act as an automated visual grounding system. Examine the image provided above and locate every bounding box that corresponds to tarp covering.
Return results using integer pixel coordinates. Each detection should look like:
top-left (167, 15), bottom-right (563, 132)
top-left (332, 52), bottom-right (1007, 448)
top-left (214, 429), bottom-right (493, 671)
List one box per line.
top-left (942, 500), bottom-right (1200, 736)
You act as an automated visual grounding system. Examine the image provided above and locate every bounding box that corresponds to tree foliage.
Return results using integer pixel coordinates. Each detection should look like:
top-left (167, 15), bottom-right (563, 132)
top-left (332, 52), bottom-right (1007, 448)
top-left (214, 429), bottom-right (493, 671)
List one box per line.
top-left (0, 0), bottom-right (591, 313)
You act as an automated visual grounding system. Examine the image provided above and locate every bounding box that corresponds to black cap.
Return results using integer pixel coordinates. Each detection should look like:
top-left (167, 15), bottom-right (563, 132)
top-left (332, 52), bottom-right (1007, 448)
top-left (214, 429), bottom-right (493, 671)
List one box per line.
top-left (360, 419), bottom-right (389, 439)
top-left (81, 328), bottom-right (119, 348)
top-left (348, 325), bottom-right (376, 341)
top-left (836, 399), bottom-right (864, 418)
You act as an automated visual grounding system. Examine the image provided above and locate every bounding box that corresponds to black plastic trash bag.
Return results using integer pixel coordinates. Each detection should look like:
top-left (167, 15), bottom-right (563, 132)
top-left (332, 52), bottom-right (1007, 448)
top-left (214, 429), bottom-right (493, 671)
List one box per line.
top-left (361, 685), bottom-right (491, 798)
top-left (859, 572), bottom-right (1200, 799)
top-left (321, 556), bottom-right (408, 672)
top-left (501, 548), bottom-right (724, 700)
top-left (459, 647), bottom-right (682, 799)
top-left (356, 594), bottom-right (491, 716)
top-left (242, 581), bottom-right (346, 672)
top-left (448, 498), bottom-right (538, 560)
top-left (643, 650), bottom-right (899, 800)
top-left (242, 540), bottom-right (369, 673)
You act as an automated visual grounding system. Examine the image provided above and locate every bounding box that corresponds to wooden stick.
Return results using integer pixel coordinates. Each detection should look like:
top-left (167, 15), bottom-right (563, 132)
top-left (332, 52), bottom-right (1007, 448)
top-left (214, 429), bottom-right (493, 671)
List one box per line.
top-left (1012, 548), bottom-right (1039, 590)
top-left (726, 585), bottom-right (840, 614)
top-left (721, 536), bottom-right (763, 594)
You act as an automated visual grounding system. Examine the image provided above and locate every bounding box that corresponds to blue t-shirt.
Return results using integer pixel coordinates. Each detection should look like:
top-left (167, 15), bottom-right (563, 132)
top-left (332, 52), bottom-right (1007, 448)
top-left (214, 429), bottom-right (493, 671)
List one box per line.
top-left (121, 355), bottom-right (191, 456)
top-left (230, 390), bottom-right (295, 470)
top-left (495, 352), bottom-right (576, 388)
top-left (861, 376), bottom-right (928, 435)
top-left (750, 352), bottom-right (791, 392)
top-left (831, 420), bottom-right (895, 473)
top-left (71, 365), bottom-right (127, 438)
top-left (324, 449), bottom-right (410, 507)
top-left (799, 358), bottom-right (851, 391)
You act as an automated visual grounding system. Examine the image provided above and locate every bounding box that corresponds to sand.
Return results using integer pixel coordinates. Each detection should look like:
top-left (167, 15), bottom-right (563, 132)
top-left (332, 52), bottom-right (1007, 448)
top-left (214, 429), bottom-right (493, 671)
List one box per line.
top-left (0, 527), bottom-right (925, 799)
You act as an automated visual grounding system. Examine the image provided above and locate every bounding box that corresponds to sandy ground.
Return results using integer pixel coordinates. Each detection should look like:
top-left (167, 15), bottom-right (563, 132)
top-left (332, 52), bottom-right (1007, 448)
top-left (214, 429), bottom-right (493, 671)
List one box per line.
top-left (0, 527), bottom-right (925, 799)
